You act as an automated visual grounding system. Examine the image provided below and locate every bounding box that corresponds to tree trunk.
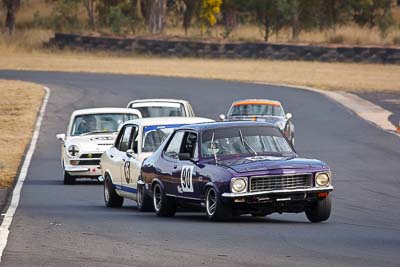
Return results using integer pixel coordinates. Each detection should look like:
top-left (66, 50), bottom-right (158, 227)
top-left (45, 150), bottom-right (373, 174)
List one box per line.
top-left (84, 0), bottom-right (96, 31)
top-left (291, 0), bottom-right (300, 40)
top-left (136, 0), bottom-right (143, 19)
top-left (183, 0), bottom-right (196, 36)
top-left (149, 0), bottom-right (167, 34)
top-left (3, 0), bottom-right (20, 35)
top-left (264, 13), bottom-right (270, 42)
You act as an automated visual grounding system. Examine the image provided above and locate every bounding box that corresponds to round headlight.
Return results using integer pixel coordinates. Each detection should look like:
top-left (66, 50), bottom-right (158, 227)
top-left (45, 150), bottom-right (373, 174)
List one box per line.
top-left (232, 177), bottom-right (247, 193)
top-left (67, 145), bottom-right (80, 157)
top-left (316, 173), bottom-right (330, 186)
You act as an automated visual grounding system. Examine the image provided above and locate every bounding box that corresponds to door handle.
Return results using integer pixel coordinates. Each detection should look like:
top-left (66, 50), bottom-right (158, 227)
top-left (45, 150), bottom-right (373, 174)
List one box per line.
top-left (110, 154), bottom-right (114, 159)
top-left (122, 159), bottom-right (126, 162)
top-left (173, 164), bottom-right (177, 169)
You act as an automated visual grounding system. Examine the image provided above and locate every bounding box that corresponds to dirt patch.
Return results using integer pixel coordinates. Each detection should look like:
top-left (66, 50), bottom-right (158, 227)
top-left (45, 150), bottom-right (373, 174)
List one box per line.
top-left (0, 80), bottom-right (45, 188)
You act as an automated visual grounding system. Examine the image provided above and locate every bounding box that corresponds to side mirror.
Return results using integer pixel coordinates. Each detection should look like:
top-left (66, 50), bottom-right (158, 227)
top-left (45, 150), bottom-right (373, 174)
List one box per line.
top-left (285, 113), bottom-right (292, 120)
top-left (178, 153), bottom-right (192, 161)
top-left (219, 114), bottom-right (226, 121)
top-left (126, 149), bottom-right (135, 158)
top-left (56, 133), bottom-right (65, 142)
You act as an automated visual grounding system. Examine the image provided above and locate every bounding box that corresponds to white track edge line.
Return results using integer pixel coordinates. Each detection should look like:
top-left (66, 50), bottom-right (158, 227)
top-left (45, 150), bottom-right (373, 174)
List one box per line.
top-left (0, 86), bottom-right (51, 261)
top-left (256, 82), bottom-right (400, 138)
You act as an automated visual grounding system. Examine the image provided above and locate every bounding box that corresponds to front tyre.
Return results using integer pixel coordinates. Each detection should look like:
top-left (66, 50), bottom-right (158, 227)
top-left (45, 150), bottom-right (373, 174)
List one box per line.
top-left (137, 183), bottom-right (153, 212)
top-left (63, 171), bottom-right (76, 185)
top-left (305, 195), bottom-right (331, 223)
top-left (104, 176), bottom-right (123, 208)
top-left (152, 183), bottom-right (176, 217)
top-left (205, 187), bottom-right (231, 221)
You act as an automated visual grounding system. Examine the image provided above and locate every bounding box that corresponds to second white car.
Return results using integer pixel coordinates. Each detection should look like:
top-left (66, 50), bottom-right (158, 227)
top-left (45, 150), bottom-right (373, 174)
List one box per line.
top-left (100, 116), bottom-right (214, 209)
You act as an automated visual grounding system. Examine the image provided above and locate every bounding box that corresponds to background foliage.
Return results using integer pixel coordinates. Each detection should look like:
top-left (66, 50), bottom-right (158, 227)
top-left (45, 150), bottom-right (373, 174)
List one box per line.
top-left (1, 0), bottom-right (400, 45)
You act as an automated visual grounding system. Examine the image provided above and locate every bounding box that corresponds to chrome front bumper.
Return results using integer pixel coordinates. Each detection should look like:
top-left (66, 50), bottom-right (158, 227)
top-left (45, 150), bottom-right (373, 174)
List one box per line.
top-left (65, 165), bottom-right (101, 176)
top-left (221, 186), bottom-right (333, 198)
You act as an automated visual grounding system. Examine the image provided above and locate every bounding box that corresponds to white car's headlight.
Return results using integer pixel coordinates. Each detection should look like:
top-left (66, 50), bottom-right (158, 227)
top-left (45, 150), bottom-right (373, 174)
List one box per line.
top-left (231, 177), bottom-right (248, 193)
top-left (316, 172), bottom-right (331, 187)
top-left (275, 121), bottom-right (286, 130)
top-left (67, 145), bottom-right (80, 157)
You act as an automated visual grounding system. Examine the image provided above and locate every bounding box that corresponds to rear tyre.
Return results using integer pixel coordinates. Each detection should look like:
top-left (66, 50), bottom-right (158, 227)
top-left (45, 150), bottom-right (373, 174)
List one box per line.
top-left (305, 195), bottom-right (331, 223)
top-left (205, 187), bottom-right (231, 221)
top-left (153, 183), bottom-right (176, 217)
top-left (63, 171), bottom-right (76, 185)
top-left (137, 183), bottom-right (153, 212)
top-left (104, 176), bottom-right (124, 208)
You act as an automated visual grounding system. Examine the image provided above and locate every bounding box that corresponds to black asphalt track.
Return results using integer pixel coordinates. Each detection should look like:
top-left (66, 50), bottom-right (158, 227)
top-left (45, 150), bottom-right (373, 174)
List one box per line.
top-left (0, 70), bottom-right (399, 266)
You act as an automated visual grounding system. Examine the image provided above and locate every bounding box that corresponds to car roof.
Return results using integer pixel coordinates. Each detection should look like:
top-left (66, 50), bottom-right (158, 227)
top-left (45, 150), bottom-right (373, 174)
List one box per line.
top-left (179, 121), bottom-right (276, 132)
top-left (71, 108), bottom-right (141, 116)
top-left (128, 99), bottom-right (189, 105)
top-left (122, 117), bottom-right (214, 127)
top-left (231, 99), bottom-right (282, 107)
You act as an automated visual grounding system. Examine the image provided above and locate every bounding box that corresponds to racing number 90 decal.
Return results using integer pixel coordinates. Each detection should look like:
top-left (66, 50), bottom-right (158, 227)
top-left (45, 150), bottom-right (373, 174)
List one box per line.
top-left (180, 166), bottom-right (194, 193)
top-left (124, 161), bottom-right (130, 184)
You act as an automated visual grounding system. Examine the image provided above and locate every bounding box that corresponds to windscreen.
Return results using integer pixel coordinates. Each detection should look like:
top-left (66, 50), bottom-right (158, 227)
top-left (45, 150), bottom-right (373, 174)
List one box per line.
top-left (130, 103), bottom-right (185, 117)
top-left (201, 126), bottom-right (293, 159)
top-left (71, 113), bottom-right (138, 136)
top-left (229, 104), bottom-right (284, 117)
top-left (142, 124), bottom-right (186, 152)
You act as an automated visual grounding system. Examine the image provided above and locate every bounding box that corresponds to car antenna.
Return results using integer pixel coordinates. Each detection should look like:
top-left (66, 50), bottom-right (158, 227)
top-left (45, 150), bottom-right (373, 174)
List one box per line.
top-left (211, 132), bottom-right (218, 164)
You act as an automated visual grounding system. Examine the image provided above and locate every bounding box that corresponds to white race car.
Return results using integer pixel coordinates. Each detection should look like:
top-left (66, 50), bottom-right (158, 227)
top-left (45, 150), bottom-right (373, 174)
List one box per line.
top-left (99, 116), bottom-right (214, 209)
top-left (56, 108), bottom-right (142, 184)
top-left (127, 99), bottom-right (195, 117)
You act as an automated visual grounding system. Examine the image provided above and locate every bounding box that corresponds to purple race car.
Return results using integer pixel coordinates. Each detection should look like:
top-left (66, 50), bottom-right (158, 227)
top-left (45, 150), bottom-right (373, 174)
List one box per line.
top-left (139, 121), bottom-right (333, 222)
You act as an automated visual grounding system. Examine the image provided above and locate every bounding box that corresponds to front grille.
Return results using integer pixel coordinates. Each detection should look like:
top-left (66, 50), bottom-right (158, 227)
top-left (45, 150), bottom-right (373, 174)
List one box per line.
top-left (250, 174), bottom-right (312, 192)
top-left (77, 160), bottom-right (100, 166)
top-left (80, 153), bottom-right (102, 159)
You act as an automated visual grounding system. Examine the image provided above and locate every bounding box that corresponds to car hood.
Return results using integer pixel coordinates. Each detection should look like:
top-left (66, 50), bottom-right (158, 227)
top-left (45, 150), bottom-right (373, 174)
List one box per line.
top-left (212, 156), bottom-right (325, 173)
top-left (66, 134), bottom-right (116, 152)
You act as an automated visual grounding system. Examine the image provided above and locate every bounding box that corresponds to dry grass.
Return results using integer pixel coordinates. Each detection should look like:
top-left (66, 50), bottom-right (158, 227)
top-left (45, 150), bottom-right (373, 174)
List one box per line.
top-left (0, 29), bottom-right (53, 53)
top-left (0, 50), bottom-right (399, 93)
top-left (165, 24), bottom-right (400, 46)
top-left (0, 80), bottom-right (44, 188)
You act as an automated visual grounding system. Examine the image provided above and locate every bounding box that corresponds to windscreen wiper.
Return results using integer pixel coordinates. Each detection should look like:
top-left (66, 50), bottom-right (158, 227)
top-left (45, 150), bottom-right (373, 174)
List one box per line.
top-left (239, 129), bottom-right (258, 156)
top-left (80, 130), bottom-right (114, 136)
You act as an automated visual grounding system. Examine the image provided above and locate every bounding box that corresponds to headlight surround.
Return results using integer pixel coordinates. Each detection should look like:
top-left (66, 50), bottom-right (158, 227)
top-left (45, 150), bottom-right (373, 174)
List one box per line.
top-left (67, 145), bottom-right (80, 158)
top-left (231, 177), bottom-right (248, 193)
top-left (275, 121), bottom-right (286, 131)
top-left (315, 172), bottom-right (331, 187)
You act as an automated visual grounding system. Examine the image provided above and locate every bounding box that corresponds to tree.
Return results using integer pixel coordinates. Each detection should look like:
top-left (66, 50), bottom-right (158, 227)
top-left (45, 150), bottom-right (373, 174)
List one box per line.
top-left (148, 0), bottom-right (167, 33)
top-left (199, 0), bottom-right (222, 34)
top-left (83, 0), bottom-right (97, 31)
top-left (182, 0), bottom-right (199, 36)
top-left (2, 0), bottom-right (20, 35)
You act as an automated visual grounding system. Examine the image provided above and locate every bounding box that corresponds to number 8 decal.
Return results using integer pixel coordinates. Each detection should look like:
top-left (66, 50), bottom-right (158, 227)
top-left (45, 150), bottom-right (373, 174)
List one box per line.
top-left (181, 166), bottom-right (194, 192)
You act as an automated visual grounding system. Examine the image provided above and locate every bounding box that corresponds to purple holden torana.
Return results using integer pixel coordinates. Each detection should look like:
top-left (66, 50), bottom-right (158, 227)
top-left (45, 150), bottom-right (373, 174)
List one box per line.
top-left (139, 121), bottom-right (333, 222)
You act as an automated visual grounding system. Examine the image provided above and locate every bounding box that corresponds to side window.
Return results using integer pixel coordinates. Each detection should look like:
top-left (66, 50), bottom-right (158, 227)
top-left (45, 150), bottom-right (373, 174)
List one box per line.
top-left (164, 131), bottom-right (185, 159)
top-left (115, 126), bottom-right (126, 148)
top-left (181, 132), bottom-right (198, 158)
top-left (130, 125), bottom-right (139, 153)
top-left (119, 125), bottom-right (133, 152)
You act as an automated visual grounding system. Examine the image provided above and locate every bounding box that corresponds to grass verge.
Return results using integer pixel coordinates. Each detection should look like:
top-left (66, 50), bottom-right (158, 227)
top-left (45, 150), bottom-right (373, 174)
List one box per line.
top-left (0, 80), bottom-right (45, 188)
top-left (1, 51), bottom-right (399, 92)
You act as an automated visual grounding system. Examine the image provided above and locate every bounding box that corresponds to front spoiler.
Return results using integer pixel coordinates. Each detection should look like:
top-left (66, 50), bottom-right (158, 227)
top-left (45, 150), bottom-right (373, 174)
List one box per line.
top-left (221, 186), bottom-right (333, 198)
